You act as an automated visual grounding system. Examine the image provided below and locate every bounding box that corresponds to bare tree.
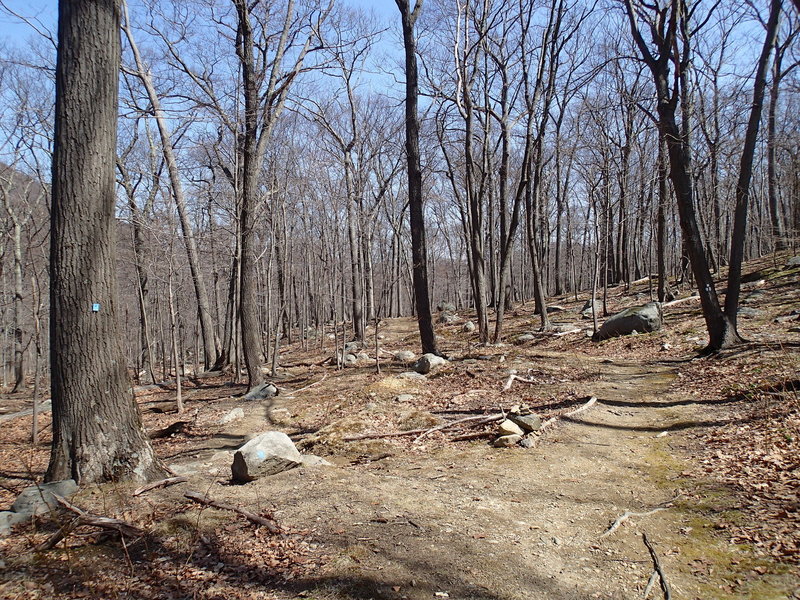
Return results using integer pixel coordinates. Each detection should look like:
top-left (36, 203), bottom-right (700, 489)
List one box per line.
top-left (397, 0), bottom-right (439, 355)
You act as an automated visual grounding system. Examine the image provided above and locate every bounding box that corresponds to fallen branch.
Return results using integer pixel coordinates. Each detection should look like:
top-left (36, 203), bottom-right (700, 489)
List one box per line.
top-left (37, 495), bottom-right (145, 551)
top-left (184, 491), bottom-right (281, 534)
top-left (600, 507), bottom-right (667, 538)
top-left (132, 476), bottom-right (188, 497)
top-left (291, 373), bottom-right (328, 394)
top-left (414, 413), bottom-right (504, 442)
top-left (642, 533), bottom-right (671, 599)
top-left (663, 295), bottom-right (699, 308)
top-left (553, 328), bottom-right (582, 337)
top-left (643, 572), bottom-right (658, 599)
top-left (539, 396), bottom-right (597, 433)
top-left (450, 431), bottom-right (495, 442)
top-left (344, 413), bottom-right (504, 442)
top-left (502, 372), bottom-right (539, 392)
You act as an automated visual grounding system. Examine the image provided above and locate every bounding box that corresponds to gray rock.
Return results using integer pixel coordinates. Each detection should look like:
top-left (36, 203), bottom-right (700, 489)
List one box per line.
top-left (498, 419), bottom-right (525, 436)
top-left (413, 353), bottom-right (449, 374)
top-left (11, 480), bottom-right (79, 516)
top-left (516, 333), bottom-right (536, 344)
top-left (243, 383), bottom-right (278, 401)
top-left (519, 437), bottom-right (535, 449)
top-left (398, 371), bottom-right (427, 381)
top-left (231, 432), bottom-right (302, 482)
top-left (509, 413), bottom-right (542, 433)
top-left (552, 324), bottom-right (580, 334)
top-left (786, 256), bottom-right (800, 267)
top-left (437, 302), bottom-right (457, 313)
top-left (344, 341), bottom-right (364, 354)
top-left (493, 434), bottom-right (522, 447)
top-left (219, 407), bottom-right (245, 425)
top-left (0, 510), bottom-right (29, 535)
top-left (356, 352), bottom-right (370, 361)
top-left (437, 312), bottom-right (459, 324)
top-left (337, 352), bottom-right (358, 366)
top-left (462, 321), bottom-right (476, 333)
top-left (394, 350), bottom-right (416, 362)
top-left (394, 394), bottom-right (415, 402)
top-left (592, 302), bottom-right (662, 342)
top-left (301, 455), bottom-right (333, 468)
top-left (738, 307), bottom-right (761, 319)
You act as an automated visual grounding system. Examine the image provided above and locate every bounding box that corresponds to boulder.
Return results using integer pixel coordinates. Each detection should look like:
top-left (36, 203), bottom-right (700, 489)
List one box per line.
top-left (738, 307), bottom-right (761, 319)
top-left (11, 480), bottom-right (79, 516)
top-left (493, 434), bottom-right (522, 448)
top-left (356, 352), bottom-right (370, 361)
top-left (398, 371), bottom-right (427, 381)
top-left (243, 383), bottom-right (278, 401)
top-left (337, 352), bottom-right (357, 366)
top-left (786, 256), bottom-right (800, 268)
top-left (394, 350), bottom-right (416, 362)
top-left (498, 419), bottom-right (524, 436)
top-left (462, 321), bottom-right (476, 333)
top-left (516, 333), bottom-right (536, 344)
top-left (219, 407), bottom-right (245, 425)
top-left (592, 302), bottom-right (662, 342)
top-left (413, 353), bottom-right (449, 374)
top-left (344, 341), bottom-right (364, 354)
top-left (508, 413), bottom-right (542, 433)
top-left (394, 394), bottom-right (415, 403)
top-left (231, 432), bottom-right (302, 482)
top-left (437, 302), bottom-right (457, 313)
top-left (0, 511), bottom-right (29, 536)
top-left (519, 437), bottom-right (535, 449)
top-left (437, 312), bottom-right (459, 325)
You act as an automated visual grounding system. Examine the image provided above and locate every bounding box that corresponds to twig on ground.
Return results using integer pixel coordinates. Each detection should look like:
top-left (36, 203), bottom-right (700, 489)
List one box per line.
top-left (184, 490), bottom-right (282, 534)
top-left (600, 494), bottom-right (681, 538)
top-left (132, 476), bottom-right (188, 497)
top-left (643, 571), bottom-right (659, 599)
top-left (600, 507), bottom-right (667, 538)
top-left (642, 532), bottom-right (671, 599)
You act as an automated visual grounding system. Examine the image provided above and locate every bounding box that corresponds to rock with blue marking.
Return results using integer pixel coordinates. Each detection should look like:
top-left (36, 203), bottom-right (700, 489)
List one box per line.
top-left (231, 431), bottom-right (302, 482)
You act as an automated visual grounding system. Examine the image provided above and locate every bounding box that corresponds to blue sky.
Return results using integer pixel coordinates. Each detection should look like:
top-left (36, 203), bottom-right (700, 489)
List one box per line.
top-left (0, 1), bottom-right (400, 50)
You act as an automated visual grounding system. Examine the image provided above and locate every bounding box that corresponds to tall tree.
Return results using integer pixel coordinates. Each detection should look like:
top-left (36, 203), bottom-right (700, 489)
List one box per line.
top-left (396, 0), bottom-right (439, 356)
top-left (47, 0), bottom-right (165, 483)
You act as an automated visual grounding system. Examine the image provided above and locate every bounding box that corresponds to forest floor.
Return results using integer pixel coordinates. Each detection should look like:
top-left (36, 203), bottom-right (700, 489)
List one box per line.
top-left (1, 253), bottom-right (799, 600)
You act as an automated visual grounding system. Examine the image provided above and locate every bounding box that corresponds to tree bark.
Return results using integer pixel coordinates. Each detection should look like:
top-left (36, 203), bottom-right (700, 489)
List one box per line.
top-left (396, 0), bottom-right (439, 355)
top-left (47, 0), bottom-right (165, 484)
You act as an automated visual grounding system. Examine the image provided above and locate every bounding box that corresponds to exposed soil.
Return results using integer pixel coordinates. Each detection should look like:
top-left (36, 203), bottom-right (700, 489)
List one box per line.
top-left (1, 254), bottom-right (799, 600)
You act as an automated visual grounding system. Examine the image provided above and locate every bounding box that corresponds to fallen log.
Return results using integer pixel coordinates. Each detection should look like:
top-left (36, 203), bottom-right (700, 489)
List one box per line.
top-left (184, 491), bottom-right (281, 534)
top-left (662, 295), bottom-right (699, 308)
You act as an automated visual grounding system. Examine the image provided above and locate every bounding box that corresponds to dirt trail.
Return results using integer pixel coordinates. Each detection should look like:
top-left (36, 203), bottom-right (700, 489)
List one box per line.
top-left (173, 353), bottom-right (725, 600)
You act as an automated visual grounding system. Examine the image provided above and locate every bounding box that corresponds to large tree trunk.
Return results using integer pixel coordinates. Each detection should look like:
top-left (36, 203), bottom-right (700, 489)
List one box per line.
top-left (235, 0), bottom-right (267, 390)
top-left (397, 0), bottom-right (439, 355)
top-left (47, 0), bottom-right (165, 484)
